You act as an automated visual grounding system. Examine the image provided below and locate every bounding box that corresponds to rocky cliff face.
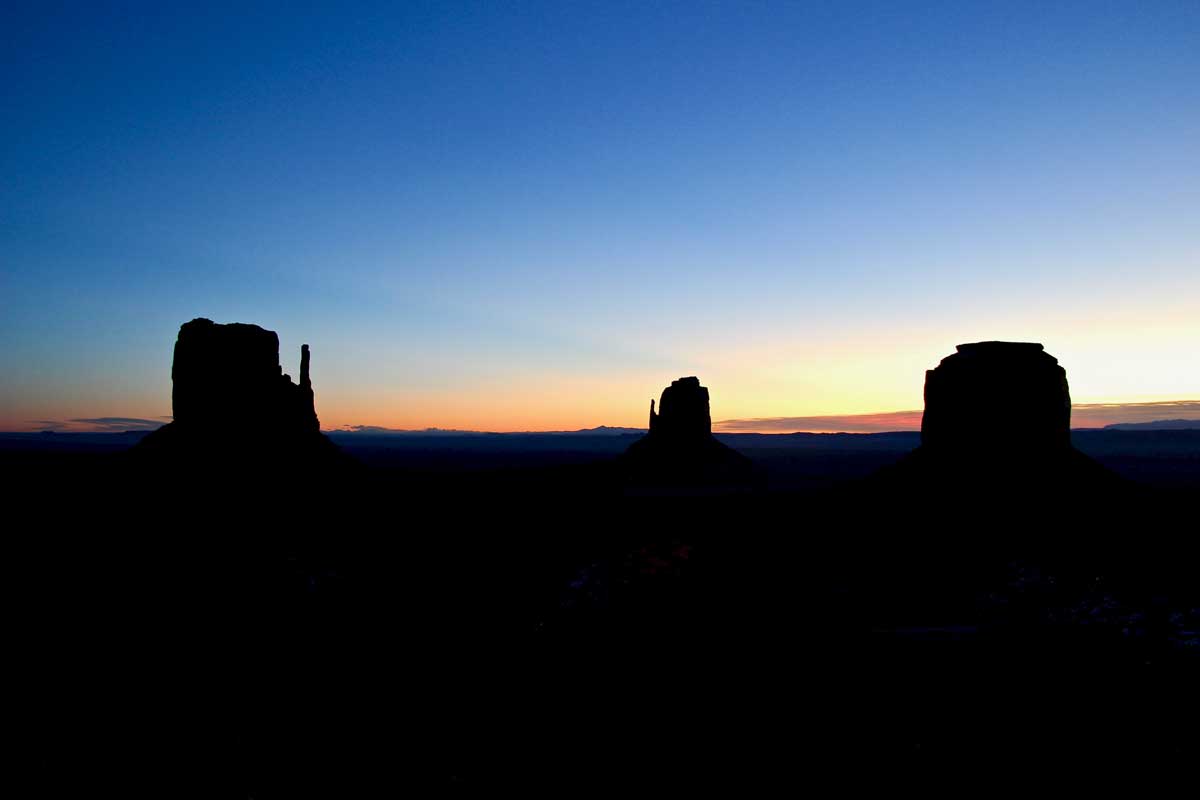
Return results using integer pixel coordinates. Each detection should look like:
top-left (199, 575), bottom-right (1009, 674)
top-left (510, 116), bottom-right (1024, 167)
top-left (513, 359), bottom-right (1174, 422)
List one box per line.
top-left (625, 376), bottom-right (752, 488)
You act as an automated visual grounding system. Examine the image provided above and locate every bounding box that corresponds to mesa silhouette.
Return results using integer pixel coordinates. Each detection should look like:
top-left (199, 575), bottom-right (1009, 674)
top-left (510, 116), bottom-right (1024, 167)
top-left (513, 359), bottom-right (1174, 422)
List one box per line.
top-left (117, 321), bottom-right (1152, 505)
top-left (621, 376), bottom-right (753, 488)
top-left (876, 340), bottom-right (1123, 499)
top-left (135, 318), bottom-right (340, 468)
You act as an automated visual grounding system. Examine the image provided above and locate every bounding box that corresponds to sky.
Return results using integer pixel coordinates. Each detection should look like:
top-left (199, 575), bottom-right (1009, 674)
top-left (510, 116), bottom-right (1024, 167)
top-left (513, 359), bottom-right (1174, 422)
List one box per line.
top-left (3, 1), bottom-right (1198, 433)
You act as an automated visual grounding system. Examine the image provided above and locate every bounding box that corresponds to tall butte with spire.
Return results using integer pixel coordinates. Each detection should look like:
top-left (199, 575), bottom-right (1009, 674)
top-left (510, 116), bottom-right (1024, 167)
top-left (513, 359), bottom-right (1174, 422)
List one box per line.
top-left (136, 318), bottom-right (334, 464)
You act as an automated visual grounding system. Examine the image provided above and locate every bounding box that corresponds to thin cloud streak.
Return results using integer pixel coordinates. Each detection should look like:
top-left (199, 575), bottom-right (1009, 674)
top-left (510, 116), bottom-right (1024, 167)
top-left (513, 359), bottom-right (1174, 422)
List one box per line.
top-left (70, 417), bottom-right (166, 431)
top-left (715, 411), bottom-right (924, 434)
top-left (21, 417), bottom-right (169, 433)
top-left (1070, 401), bottom-right (1200, 428)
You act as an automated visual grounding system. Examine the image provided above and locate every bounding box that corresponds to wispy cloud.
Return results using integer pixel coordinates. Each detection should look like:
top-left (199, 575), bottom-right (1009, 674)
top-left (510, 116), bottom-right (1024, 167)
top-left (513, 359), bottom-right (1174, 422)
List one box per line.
top-left (29, 420), bottom-right (71, 431)
top-left (1071, 401), bottom-right (1200, 428)
top-left (715, 411), bottom-right (923, 434)
top-left (716, 401), bottom-right (1200, 434)
top-left (70, 417), bottom-right (165, 431)
top-left (24, 417), bottom-right (167, 432)
top-left (333, 425), bottom-right (477, 434)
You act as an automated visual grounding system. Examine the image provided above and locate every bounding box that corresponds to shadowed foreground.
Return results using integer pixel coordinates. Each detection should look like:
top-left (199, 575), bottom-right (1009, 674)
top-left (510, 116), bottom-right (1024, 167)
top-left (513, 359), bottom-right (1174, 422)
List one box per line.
top-left (15, 465), bottom-right (1197, 791)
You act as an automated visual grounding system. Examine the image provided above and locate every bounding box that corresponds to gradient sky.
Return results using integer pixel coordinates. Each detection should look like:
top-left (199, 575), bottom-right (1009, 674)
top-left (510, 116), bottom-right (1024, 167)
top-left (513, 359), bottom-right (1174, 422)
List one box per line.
top-left (3, 1), bottom-right (1198, 432)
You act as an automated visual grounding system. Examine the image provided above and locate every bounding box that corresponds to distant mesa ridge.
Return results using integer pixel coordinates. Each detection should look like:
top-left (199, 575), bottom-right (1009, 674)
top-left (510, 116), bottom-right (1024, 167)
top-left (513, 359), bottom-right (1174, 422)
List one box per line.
top-left (1103, 419), bottom-right (1200, 431)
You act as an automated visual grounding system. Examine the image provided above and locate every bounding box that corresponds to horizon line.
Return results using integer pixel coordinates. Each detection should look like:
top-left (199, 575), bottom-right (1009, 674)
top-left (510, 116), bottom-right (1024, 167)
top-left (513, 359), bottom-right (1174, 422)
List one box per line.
top-left (12, 400), bottom-right (1200, 435)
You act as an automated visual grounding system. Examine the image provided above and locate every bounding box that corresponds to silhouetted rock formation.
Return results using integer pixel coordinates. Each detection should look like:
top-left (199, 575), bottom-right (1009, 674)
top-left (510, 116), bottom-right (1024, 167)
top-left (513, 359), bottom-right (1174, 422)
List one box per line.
top-left (648, 376), bottom-right (712, 438)
top-left (922, 341), bottom-right (1070, 456)
top-left (623, 377), bottom-right (753, 488)
top-left (170, 318), bottom-right (319, 434)
top-left (135, 318), bottom-right (338, 467)
top-left (880, 341), bottom-right (1118, 494)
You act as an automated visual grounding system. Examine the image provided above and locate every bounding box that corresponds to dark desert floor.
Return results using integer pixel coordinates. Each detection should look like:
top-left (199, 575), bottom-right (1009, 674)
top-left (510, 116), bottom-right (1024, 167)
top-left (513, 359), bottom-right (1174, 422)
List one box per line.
top-left (10, 427), bottom-right (1200, 790)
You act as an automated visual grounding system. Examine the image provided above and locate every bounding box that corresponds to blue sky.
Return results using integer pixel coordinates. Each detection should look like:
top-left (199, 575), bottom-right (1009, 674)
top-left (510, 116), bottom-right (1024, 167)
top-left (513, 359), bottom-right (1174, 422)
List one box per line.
top-left (3, 1), bottom-right (1198, 431)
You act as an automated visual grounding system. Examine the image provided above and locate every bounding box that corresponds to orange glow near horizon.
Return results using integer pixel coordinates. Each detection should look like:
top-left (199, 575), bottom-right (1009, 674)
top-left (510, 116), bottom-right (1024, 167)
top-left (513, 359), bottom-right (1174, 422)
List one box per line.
top-left (5, 308), bottom-right (1198, 434)
top-left (8, 398), bottom-right (1199, 435)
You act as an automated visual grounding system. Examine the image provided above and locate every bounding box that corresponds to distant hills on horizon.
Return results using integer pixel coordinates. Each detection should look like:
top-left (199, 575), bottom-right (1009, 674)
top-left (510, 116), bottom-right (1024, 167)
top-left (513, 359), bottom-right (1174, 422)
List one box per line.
top-left (10, 418), bottom-right (1200, 438)
top-left (1101, 419), bottom-right (1200, 431)
top-left (323, 417), bottom-right (1200, 437)
top-left (7, 417), bottom-right (1200, 438)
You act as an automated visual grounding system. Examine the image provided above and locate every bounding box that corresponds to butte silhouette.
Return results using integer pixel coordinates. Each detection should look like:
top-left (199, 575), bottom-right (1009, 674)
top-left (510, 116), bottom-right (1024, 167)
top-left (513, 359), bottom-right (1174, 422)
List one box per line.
top-left (621, 376), bottom-right (753, 488)
top-left (881, 341), bottom-right (1119, 496)
top-left (134, 318), bottom-right (340, 468)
